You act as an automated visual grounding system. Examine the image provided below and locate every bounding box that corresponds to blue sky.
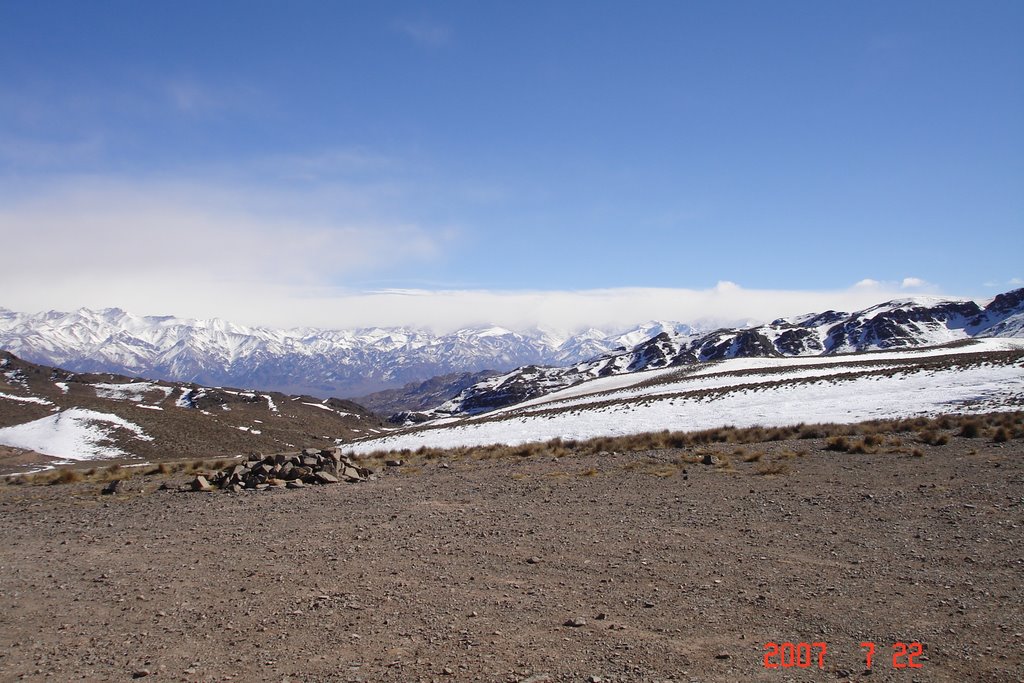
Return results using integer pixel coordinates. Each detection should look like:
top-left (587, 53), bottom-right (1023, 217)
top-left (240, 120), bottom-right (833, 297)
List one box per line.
top-left (1, 1), bottom-right (1022, 330)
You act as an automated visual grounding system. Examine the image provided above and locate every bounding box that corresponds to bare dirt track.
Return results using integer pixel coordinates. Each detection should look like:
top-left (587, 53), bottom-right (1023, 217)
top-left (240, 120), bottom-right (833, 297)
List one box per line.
top-left (0, 429), bottom-right (1021, 682)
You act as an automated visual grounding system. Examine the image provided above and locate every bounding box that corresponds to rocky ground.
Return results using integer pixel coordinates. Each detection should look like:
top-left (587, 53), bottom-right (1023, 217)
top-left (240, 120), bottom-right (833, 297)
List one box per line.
top-left (0, 423), bottom-right (1021, 682)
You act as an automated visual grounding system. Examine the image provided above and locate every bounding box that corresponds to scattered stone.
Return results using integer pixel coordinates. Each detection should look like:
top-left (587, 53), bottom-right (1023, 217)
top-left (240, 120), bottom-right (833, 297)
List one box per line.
top-left (385, 459), bottom-right (403, 467)
top-left (286, 480), bottom-right (305, 489)
top-left (131, 669), bottom-right (151, 678)
top-left (714, 651), bottom-right (731, 660)
top-left (101, 480), bottom-right (123, 495)
top-left (563, 617), bottom-right (586, 628)
top-left (191, 476), bottom-right (213, 492)
top-left (315, 471), bottom-right (340, 485)
top-left (518, 675), bottom-right (552, 683)
top-left (702, 453), bottom-right (719, 466)
top-left (526, 556), bottom-right (541, 565)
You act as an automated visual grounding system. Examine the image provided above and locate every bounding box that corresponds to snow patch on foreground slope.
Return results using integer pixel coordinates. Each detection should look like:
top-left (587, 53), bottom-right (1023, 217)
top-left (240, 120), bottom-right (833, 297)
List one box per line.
top-left (0, 409), bottom-right (152, 460)
top-left (345, 350), bottom-right (1023, 453)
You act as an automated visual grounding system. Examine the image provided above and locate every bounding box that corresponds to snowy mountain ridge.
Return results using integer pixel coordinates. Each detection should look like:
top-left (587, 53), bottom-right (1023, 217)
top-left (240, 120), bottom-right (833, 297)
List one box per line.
top-left (420, 288), bottom-right (1024, 419)
top-left (0, 306), bottom-right (698, 398)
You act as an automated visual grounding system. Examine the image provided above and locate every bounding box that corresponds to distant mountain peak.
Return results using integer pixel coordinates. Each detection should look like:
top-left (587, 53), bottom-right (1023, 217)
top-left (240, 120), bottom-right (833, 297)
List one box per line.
top-left (0, 306), bottom-right (695, 399)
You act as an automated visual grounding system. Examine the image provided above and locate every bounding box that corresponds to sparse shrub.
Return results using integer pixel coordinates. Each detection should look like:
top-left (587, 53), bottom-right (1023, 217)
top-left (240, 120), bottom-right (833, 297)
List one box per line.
top-left (798, 426), bottom-right (824, 439)
top-left (51, 469), bottom-right (83, 485)
top-left (825, 436), bottom-right (850, 452)
top-left (993, 427), bottom-right (1009, 443)
top-left (918, 430), bottom-right (949, 446)
top-left (664, 432), bottom-right (690, 448)
top-left (741, 450), bottom-right (762, 463)
top-left (848, 439), bottom-right (877, 454)
top-left (911, 448), bottom-right (925, 457)
top-left (755, 461), bottom-right (789, 476)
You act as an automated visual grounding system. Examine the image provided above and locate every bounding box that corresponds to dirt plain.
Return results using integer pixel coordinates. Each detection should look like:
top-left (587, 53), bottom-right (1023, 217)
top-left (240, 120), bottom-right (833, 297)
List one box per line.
top-left (0, 420), bottom-right (1021, 683)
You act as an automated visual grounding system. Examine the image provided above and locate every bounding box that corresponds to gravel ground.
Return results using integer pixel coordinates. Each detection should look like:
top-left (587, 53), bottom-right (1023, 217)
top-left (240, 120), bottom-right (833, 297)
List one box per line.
top-left (0, 432), bottom-right (1021, 682)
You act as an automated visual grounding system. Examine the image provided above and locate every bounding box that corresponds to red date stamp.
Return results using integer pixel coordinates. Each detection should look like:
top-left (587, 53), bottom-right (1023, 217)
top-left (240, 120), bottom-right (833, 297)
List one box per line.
top-left (763, 641), bottom-right (924, 670)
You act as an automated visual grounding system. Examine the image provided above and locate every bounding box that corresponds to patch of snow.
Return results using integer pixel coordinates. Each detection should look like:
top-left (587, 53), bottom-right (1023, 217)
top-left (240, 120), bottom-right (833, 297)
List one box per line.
top-left (0, 392), bottom-right (53, 406)
top-left (136, 405), bottom-right (163, 411)
top-left (265, 395), bottom-right (278, 413)
top-left (347, 351), bottom-right (1023, 454)
top-left (219, 389), bottom-right (256, 398)
top-left (4, 370), bottom-right (28, 388)
top-left (302, 402), bottom-right (355, 417)
top-left (175, 387), bottom-right (195, 408)
top-left (55, 382), bottom-right (69, 394)
top-left (0, 408), bottom-right (152, 460)
top-left (92, 382), bottom-right (173, 402)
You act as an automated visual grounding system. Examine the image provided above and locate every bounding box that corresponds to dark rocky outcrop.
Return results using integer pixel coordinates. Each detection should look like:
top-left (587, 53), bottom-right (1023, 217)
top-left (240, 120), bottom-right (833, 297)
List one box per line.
top-left (200, 447), bottom-right (373, 492)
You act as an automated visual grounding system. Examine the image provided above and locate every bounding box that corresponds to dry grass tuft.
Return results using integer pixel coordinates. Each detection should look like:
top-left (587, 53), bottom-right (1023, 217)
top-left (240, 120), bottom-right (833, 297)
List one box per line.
top-left (755, 461), bottom-right (789, 476)
top-left (959, 421), bottom-right (982, 438)
top-left (918, 430), bottom-right (950, 447)
top-left (51, 469), bottom-right (83, 485)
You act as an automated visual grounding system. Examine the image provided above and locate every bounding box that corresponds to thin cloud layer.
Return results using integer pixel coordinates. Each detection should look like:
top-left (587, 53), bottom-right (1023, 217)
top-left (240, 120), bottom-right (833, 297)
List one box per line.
top-left (0, 175), bottom-right (447, 292)
top-left (393, 19), bottom-right (452, 48)
top-left (0, 172), bottom-right (964, 333)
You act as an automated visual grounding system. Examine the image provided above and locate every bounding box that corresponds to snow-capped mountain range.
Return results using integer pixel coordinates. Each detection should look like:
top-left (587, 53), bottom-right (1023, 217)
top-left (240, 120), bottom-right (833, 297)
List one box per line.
top-left (423, 288), bottom-right (1024, 418)
top-left (0, 306), bottom-right (696, 398)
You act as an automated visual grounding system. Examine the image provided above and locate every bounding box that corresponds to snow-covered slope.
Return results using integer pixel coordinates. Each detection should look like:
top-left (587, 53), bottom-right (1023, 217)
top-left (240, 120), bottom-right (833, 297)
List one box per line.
top-left (346, 339), bottom-right (1024, 453)
top-left (413, 289), bottom-right (1024, 419)
top-left (0, 308), bottom-right (696, 398)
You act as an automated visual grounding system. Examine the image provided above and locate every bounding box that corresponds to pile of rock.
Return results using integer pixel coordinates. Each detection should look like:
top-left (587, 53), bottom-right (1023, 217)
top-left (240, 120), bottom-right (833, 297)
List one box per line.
top-left (194, 447), bottom-right (373, 492)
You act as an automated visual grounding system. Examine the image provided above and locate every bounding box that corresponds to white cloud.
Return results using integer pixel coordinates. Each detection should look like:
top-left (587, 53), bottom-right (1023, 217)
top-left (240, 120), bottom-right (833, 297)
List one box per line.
top-left (0, 175), bottom-right (450, 318)
top-left (206, 282), bottom-right (942, 333)
top-left (1009, 277), bottom-right (1023, 286)
top-left (162, 79), bottom-right (260, 116)
top-left (394, 19), bottom-right (452, 47)
top-left (901, 276), bottom-right (928, 289)
top-left (0, 271), bottom-right (943, 334)
top-left (0, 176), bottom-right (961, 333)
